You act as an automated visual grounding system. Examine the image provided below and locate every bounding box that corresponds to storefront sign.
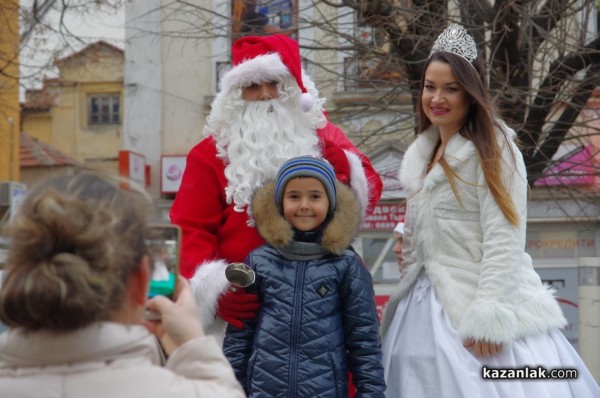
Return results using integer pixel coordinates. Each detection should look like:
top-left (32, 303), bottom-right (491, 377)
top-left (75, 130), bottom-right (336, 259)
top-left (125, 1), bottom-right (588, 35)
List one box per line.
top-left (161, 155), bottom-right (186, 194)
top-left (526, 230), bottom-right (597, 259)
top-left (360, 202), bottom-right (406, 231)
top-left (118, 150), bottom-right (146, 188)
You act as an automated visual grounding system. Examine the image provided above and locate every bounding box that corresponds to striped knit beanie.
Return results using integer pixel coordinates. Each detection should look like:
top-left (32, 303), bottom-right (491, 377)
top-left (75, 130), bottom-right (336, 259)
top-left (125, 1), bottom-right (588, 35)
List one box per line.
top-left (275, 156), bottom-right (337, 213)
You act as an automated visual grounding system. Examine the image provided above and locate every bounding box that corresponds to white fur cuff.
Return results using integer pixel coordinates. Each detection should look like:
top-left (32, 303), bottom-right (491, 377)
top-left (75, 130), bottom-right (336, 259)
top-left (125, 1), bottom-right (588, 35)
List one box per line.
top-left (189, 259), bottom-right (231, 342)
top-left (457, 299), bottom-right (518, 345)
top-left (346, 151), bottom-right (369, 218)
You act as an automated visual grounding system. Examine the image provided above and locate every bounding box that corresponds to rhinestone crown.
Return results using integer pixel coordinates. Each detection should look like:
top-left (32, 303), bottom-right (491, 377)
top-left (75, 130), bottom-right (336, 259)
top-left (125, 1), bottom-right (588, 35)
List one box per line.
top-left (430, 23), bottom-right (477, 64)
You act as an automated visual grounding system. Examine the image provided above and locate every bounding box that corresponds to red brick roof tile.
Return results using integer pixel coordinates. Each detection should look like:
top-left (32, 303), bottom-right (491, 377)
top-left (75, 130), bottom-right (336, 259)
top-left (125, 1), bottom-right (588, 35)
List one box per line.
top-left (20, 131), bottom-right (79, 167)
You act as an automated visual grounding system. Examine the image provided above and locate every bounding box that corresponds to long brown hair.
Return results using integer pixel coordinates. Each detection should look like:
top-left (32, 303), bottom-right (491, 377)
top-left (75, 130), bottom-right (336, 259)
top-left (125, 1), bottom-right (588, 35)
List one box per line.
top-left (418, 52), bottom-right (519, 226)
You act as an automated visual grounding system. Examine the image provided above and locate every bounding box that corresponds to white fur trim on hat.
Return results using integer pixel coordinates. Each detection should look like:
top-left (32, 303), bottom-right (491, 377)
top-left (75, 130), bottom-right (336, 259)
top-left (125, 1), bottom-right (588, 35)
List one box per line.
top-left (300, 92), bottom-right (313, 112)
top-left (221, 53), bottom-right (289, 95)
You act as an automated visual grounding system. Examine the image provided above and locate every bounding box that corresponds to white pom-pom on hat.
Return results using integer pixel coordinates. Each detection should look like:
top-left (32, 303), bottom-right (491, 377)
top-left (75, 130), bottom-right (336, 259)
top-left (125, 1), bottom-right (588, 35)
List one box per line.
top-left (300, 92), bottom-right (313, 112)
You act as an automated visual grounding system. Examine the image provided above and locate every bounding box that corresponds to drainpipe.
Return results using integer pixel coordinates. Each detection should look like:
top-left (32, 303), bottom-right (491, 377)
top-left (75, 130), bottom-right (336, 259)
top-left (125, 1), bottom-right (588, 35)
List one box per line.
top-left (8, 117), bottom-right (14, 180)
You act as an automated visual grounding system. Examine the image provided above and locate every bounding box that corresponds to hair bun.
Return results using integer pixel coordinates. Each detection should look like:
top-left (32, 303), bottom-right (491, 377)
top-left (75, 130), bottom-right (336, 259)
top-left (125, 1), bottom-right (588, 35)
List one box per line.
top-left (51, 252), bottom-right (88, 268)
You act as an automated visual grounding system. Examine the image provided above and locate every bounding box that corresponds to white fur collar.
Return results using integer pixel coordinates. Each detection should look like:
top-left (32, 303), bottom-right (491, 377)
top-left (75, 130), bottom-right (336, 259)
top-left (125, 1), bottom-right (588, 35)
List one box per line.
top-left (399, 127), bottom-right (476, 193)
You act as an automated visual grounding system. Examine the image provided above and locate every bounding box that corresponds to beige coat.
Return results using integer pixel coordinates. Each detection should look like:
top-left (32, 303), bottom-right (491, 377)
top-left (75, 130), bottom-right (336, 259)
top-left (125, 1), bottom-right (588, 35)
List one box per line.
top-left (0, 322), bottom-right (245, 398)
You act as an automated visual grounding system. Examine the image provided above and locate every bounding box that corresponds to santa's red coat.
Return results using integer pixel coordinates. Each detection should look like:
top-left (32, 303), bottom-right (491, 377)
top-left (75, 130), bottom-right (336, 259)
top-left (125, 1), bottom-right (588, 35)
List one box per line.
top-left (170, 121), bottom-right (383, 278)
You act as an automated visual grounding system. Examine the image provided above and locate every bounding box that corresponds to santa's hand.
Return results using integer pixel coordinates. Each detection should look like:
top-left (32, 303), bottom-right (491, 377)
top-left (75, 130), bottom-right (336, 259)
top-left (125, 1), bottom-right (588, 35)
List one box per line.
top-left (322, 139), bottom-right (351, 184)
top-left (216, 288), bottom-right (260, 329)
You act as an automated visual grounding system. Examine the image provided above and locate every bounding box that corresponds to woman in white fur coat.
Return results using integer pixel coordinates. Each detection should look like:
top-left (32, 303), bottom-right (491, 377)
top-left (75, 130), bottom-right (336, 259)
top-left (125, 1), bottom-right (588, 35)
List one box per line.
top-left (380, 24), bottom-right (600, 398)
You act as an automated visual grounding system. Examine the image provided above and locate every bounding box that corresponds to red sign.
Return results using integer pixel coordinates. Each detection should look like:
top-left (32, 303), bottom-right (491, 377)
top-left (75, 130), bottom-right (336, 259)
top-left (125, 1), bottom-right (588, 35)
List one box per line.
top-left (360, 202), bottom-right (406, 231)
top-left (375, 295), bottom-right (390, 321)
top-left (118, 150), bottom-right (147, 189)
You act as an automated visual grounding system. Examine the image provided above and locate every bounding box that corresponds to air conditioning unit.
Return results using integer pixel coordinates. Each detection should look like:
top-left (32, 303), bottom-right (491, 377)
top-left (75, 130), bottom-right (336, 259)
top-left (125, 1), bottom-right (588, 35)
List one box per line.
top-left (0, 181), bottom-right (27, 207)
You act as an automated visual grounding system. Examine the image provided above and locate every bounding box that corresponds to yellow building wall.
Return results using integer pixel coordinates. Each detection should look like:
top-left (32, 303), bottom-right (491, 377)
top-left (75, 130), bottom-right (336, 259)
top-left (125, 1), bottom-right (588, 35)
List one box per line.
top-left (0, 0), bottom-right (20, 181)
top-left (48, 82), bottom-right (78, 157)
top-left (21, 112), bottom-right (53, 144)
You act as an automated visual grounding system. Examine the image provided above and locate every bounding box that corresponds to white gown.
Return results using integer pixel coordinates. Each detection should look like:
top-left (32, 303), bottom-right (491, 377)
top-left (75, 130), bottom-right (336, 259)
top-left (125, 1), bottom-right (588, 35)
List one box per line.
top-left (381, 275), bottom-right (600, 398)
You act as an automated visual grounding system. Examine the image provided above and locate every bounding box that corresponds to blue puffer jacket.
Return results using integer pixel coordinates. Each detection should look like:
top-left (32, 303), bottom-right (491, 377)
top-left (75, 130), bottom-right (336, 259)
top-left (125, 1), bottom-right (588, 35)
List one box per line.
top-left (223, 181), bottom-right (385, 398)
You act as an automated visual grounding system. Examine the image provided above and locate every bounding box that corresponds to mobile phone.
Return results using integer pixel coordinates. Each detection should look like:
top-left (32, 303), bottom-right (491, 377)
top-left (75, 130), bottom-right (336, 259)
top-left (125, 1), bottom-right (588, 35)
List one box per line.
top-left (145, 224), bottom-right (181, 300)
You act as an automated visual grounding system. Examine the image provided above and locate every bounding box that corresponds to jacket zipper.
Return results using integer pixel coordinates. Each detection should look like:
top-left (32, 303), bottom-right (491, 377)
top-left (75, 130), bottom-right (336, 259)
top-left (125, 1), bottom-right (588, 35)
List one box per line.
top-left (288, 261), bottom-right (305, 398)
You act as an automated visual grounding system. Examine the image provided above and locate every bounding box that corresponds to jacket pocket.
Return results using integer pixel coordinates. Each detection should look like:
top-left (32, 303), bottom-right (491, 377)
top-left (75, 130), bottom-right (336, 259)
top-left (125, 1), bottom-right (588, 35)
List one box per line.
top-left (434, 206), bottom-right (479, 221)
top-left (433, 207), bottom-right (483, 262)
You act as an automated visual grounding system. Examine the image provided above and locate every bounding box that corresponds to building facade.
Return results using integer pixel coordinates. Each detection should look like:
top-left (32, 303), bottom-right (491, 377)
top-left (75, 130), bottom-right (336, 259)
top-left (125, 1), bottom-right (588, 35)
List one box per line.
top-left (21, 41), bottom-right (125, 175)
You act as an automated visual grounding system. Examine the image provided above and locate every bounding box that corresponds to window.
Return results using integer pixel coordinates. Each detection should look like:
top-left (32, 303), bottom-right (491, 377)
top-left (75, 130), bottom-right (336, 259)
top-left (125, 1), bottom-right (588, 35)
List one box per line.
top-left (88, 94), bottom-right (120, 125)
top-left (343, 14), bottom-right (404, 90)
top-left (596, 5), bottom-right (599, 42)
top-left (231, 0), bottom-right (297, 39)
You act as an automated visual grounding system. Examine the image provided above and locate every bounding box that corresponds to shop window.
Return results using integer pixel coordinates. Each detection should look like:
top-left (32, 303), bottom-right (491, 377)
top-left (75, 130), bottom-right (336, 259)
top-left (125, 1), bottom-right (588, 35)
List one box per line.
top-left (343, 13), bottom-right (404, 90)
top-left (88, 94), bottom-right (120, 125)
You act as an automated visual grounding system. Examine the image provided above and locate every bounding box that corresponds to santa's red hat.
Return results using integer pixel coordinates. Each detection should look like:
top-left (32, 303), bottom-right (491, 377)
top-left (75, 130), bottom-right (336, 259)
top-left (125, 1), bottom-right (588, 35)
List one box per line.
top-left (220, 34), bottom-right (314, 112)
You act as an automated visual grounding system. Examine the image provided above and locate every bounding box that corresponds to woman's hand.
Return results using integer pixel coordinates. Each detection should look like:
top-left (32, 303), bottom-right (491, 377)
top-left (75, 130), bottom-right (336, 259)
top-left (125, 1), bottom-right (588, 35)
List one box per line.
top-left (144, 276), bottom-right (204, 355)
top-left (463, 339), bottom-right (503, 357)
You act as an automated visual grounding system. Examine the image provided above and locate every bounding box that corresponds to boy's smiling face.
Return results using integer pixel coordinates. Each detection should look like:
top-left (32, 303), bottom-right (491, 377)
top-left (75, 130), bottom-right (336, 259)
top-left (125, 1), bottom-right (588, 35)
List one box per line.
top-left (282, 177), bottom-right (329, 231)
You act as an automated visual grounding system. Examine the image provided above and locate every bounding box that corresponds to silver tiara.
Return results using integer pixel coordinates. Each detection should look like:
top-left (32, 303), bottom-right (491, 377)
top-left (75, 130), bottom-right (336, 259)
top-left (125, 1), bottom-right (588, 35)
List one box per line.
top-left (430, 23), bottom-right (477, 63)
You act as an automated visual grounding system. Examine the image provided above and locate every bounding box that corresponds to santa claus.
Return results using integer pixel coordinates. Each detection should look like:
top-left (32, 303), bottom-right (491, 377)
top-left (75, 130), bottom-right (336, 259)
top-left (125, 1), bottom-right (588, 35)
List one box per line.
top-left (170, 34), bottom-right (383, 339)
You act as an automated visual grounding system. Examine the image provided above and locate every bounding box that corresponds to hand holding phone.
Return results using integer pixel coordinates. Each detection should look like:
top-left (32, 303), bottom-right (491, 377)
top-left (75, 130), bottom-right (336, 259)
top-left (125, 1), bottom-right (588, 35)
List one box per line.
top-left (144, 276), bottom-right (205, 356)
top-left (144, 224), bottom-right (181, 320)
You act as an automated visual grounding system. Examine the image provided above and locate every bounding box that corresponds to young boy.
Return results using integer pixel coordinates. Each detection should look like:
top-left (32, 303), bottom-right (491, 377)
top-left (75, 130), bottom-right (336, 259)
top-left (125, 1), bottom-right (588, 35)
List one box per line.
top-left (223, 156), bottom-right (386, 397)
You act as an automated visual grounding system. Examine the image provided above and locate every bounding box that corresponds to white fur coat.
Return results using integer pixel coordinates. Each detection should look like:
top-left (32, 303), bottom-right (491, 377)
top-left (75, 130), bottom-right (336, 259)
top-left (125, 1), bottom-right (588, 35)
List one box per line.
top-left (380, 126), bottom-right (566, 345)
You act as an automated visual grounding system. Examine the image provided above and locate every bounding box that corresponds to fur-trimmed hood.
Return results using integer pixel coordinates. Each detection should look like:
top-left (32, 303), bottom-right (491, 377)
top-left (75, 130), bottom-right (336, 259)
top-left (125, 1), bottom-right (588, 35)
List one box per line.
top-left (251, 181), bottom-right (360, 255)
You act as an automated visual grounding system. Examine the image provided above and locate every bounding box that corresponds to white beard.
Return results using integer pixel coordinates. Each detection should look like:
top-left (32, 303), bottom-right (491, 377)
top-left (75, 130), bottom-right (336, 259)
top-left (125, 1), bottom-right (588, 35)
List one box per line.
top-left (207, 98), bottom-right (322, 219)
